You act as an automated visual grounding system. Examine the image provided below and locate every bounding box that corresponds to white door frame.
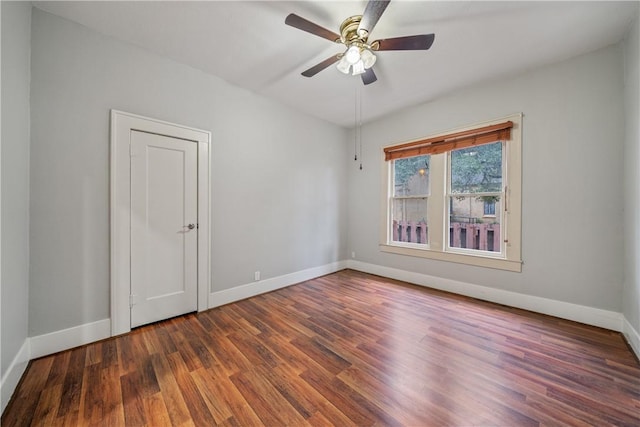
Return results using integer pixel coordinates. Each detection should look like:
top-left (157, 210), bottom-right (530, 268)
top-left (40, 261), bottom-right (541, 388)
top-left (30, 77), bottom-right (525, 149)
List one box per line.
top-left (110, 110), bottom-right (211, 336)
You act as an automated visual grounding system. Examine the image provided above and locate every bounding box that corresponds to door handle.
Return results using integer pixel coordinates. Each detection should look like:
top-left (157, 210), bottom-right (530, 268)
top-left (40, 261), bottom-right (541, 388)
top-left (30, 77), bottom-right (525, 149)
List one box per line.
top-left (187, 224), bottom-right (196, 230)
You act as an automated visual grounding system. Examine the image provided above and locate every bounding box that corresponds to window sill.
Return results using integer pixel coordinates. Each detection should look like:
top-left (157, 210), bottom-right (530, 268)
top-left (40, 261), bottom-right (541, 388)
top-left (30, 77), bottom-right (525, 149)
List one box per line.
top-left (379, 244), bottom-right (522, 272)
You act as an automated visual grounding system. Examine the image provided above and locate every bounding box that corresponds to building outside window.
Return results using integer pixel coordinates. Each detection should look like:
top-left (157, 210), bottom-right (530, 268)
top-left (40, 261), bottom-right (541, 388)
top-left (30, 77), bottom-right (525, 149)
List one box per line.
top-left (483, 199), bottom-right (496, 216)
top-left (381, 114), bottom-right (523, 272)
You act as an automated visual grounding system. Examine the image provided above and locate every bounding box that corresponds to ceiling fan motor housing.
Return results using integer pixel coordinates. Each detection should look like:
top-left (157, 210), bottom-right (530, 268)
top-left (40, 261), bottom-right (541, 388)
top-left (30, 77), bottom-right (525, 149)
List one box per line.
top-left (339, 15), bottom-right (381, 52)
top-left (340, 15), bottom-right (365, 45)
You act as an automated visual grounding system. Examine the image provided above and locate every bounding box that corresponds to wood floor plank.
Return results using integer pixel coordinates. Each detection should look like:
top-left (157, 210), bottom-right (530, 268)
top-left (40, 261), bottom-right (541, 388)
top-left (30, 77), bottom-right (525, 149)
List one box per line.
top-left (229, 368), bottom-right (309, 426)
top-left (226, 330), bottom-right (281, 368)
top-left (291, 336), bottom-right (352, 375)
top-left (140, 325), bottom-right (165, 356)
top-left (299, 366), bottom-right (400, 426)
top-left (190, 368), bottom-right (235, 424)
top-left (31, 383), bottom-right (63, 426)
top-left (142, 392), bottom-right (173, 426)
top-left (3, 269), bottom-right (639, 426)
top-left (100, 338), bottom-right (118, 370)
top-left (337, 365), bottom-right (472, 426)
top-left (120, 370), bottom-right (146, 427)
top-left (117, 332), bottom-right (146, 376)
top-left (16, 357), bottom-right (53, 399)
top-left (81, 363), bottom-right (103, 424)
top-left (99, 364), bottom-right (126, 427)
top-left (84, 342), bottom-right (102, 367)
top-left (56, 346), bottom-right (86, 418)
top-left (201, 367), bottom-right (264, 427)
top-left (149, 352), bottom-right (195, 427)
top-left (253, 363), bottom-right (317, 419)
top-left (44, 351), bottom-right (70, 389)
top-left (166, 352), bottom-right (217, 426)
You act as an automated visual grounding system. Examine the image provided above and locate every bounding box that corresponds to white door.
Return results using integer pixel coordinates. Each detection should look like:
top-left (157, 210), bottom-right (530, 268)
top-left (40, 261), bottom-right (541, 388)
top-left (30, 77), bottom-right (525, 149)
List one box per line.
top-left (130, 130), bottom-right (198, 328)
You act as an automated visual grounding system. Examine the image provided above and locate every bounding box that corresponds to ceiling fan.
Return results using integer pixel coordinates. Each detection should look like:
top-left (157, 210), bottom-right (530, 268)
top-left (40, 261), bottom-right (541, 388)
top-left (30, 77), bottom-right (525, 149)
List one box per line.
top-left (285, 0), bottom-right (435, 85)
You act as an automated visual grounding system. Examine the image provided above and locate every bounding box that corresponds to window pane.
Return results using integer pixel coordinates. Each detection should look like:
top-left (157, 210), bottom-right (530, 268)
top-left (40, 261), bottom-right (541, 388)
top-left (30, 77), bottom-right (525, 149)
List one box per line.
top-left (449, 195), bottom-right (501, 252)
top-left (391, 198), bottom-right (428, 245)
top-left (394, 155), bottom-right (430, 197)
top-left (451, 142), bottom-right (502, 194)
top-left (484, 199), bottom-right (496, 216)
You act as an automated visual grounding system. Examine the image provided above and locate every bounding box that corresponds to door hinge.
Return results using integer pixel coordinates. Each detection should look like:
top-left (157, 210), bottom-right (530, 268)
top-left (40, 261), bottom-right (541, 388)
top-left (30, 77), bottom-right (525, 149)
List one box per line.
top-left (129, 294), bottom-right (137, 307)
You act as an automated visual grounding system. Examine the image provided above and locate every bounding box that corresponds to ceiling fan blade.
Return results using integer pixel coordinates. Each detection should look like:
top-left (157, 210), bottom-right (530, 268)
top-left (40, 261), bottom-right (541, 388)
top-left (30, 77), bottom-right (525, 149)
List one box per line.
top-left (301, 54), bottom-right (342, 77)
top-left (358, 0), bottom-right (390, 37)
top-left (374, 34), bottom-right (435, 51)
top-left (361, 68), bottom-right (377, 85)
top-left (285, 14), bottom-right (340, 42)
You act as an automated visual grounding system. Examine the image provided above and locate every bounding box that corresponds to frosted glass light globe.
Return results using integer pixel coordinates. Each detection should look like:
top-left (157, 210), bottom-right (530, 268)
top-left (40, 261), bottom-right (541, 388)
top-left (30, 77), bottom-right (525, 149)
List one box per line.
top-left (360, 49), bottom-right (377, 69)
top-left (345, 46), bottom-right (361, 65)
top-left (336, 56), bottom-right (351, 74)
top-left (351, 60), bottom-right (365, 75)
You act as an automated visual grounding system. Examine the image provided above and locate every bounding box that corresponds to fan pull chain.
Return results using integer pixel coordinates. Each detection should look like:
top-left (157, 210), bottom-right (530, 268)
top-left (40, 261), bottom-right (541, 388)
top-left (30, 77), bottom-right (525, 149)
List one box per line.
top-left (359, 87), bottom-right (363, 170)
top-left (354, 86), bottom-right (359, 161)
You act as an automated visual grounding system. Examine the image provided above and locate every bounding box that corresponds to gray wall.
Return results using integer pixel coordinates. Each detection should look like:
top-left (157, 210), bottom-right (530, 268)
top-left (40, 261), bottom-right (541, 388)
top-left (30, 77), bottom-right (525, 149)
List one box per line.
top-left (348, 44), bottom-right (625, 312)
top-left (18, 4), bottom-right (640, 343)
top-left (29, 8), bottom-right (348, 336)
top-left (1, 1), bottom-right (31, 377)
top-left (623, 11), bottom-right (640, 332)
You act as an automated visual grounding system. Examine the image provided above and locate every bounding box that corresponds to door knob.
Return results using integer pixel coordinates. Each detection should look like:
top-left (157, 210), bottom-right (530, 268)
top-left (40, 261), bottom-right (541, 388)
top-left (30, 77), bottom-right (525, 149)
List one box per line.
top-left (187, 224), bottom-right (196, 230)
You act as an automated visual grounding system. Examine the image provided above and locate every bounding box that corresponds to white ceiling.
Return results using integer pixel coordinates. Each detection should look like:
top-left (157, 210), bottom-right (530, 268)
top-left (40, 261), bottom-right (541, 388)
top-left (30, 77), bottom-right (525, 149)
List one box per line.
top-left (33, 1), bottom-right (638, 128)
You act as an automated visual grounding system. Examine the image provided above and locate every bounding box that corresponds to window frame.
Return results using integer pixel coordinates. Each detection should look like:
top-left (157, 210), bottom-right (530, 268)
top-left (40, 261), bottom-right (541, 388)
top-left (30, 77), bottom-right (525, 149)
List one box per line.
top-left (380, 114), bottom-right (522, 272)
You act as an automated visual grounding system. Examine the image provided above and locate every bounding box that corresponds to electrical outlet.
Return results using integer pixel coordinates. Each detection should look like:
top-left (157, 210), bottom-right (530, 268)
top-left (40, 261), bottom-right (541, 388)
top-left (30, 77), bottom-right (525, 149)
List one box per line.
top-left (254, 271), bottom-right (261, 281)
top-left (351, 251), bottom-right (356, 259)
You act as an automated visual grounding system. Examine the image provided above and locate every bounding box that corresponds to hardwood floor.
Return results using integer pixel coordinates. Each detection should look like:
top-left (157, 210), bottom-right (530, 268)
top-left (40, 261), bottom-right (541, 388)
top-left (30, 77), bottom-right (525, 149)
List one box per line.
top-left (3, 269), bottom-right (640, 426)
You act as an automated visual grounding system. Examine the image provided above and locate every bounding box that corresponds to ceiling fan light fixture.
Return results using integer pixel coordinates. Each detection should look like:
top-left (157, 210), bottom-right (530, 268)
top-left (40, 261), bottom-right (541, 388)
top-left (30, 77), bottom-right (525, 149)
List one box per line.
top-left (286, 1), bottom-right (436, 85)
top-left (360, 48), bottom-right (376, 69)
top-left (352, 60), bottom-right (366, 75)
top-left (336, 56), bottom-right (351, 74)
top-left (345, 45), bottom-right (361, 64)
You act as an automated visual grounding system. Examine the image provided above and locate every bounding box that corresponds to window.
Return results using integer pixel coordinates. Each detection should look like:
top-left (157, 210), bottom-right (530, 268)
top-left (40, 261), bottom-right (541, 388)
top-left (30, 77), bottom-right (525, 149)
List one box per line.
top-left (448, 142), bottom-right (502, 253)
top-left (483, 199), bottom-right (496, 216)
top-left (381, 114), bottom-right (522, 272)
top-left (390, 156), bottom-right (430, 246)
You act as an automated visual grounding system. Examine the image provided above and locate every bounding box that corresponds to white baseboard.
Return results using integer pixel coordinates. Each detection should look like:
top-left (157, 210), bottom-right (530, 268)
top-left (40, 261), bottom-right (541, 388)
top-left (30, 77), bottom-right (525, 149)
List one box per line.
top-left (347, 260), bottom-right (624, 332)
top-left (2, 261), bottom-right (637, 416)
top-left (623, 317), bottom-right (640, 360)
top-left (1, 339), bottom-right (30, 414)
top-left (28, 261), bottom-right (347, 360)
top-left (209, 261), bottom-right (347, 309)
top-left (30, 318), bottom-right (111, 360)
